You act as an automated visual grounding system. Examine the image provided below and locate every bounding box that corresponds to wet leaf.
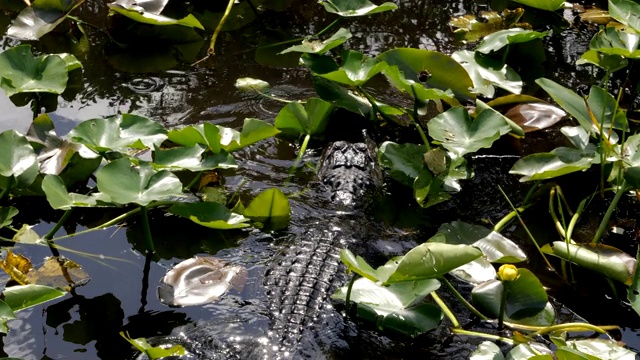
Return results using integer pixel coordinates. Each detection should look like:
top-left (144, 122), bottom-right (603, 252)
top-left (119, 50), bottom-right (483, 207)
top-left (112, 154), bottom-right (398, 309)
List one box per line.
top-left (158, 257), bottom-right (248, 307)
top-left (379, 48), bottom-right (474, 102)
top-left (339, 249), bottom-right (378, 281)
top-left (312, 76), bottom-right (374, 117)
top-left (450, 258), bottom-right (497, 284)
top-left (319, 0), bottom-right (397, 17)
top-left (413, 170), bottom-right (450, 208)
top-left (476, 28), bottom-right (547, 54)
top-left (26, 257), bottom-right (90, 291)
top-left (152, 145), bottom-right (237, 171)
top-left (377, 142), bottom-right (426, 187)
top-left (167, 122), bottom-right (223, 152)
top-left (280, 28), bottom-right (352, 54)
top-left (543, 242), bottom-right (636, 284)
top-left (68, 114), bottom-right (167, 153)
top-left (234, 78), bottom-right (271, 93)
top-left (452, 50), bottom-right (522, 97)
top-left (167, 202), bottom-right (250, 229)
top-left (332, 277), bottom-right (443, 337)
top-left (0, 300), bottom-right (16, 334)
top-left (503, 103), bottom-right (567, 132)
top-left (0, 207), bottom-right (18, 229)
top-left (42, 174), bottom-right (112, 209)
top-left (0, 45), bottom-right (70, 96)
top-left (384, 242), bottom-right (482, 283)
top-left (218, 118), bottom-right (280, 152)
top-left (609, 0), bottom-right (640, 32)
top-left (577, 49), bottom-right (628, 72)
top-left (314, 50), bottom-right (387, 86)
top-left (0, 251), bottom-right (34, 285)
top-left (470, 341), bottom-right (504, 360)
top-left (3, 284), bottom-right (66, 312)
top-left (95, 158), bottom-right (183, 206)
top-left (427, 106), bottom-right (512, 157)
top-left (507, 343), bottom-right (554, 359)
top-left (509, 146), bottom-right (598, 181)
top-left (565, 338), bottom-right (637, 359)
top-left (244, 188), bottom-right (290, 230)
top-left (121, 332), bottom-right (185, 358)
top-left (590, 25), bottom-right (640, 59)
top-left (561, 126), bottom-right (590, 150)
top-left (511, 0), bottom-right (564, 11)
top-left (108, 0), bottom-right (204, 29)
top-left (7, 0), bottom-right (85, 40)
top-left (449, 9), bottom-right (526, 43)
top-left (0, 130), bottom-right (38, 191)
top-left (275, 98), bottom-right (333, 137)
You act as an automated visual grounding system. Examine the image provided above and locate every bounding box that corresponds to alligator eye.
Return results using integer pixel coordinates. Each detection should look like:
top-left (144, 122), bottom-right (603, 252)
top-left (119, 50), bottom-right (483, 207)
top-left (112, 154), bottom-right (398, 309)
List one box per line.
top-left (418, 70), bottom-right (432, 82)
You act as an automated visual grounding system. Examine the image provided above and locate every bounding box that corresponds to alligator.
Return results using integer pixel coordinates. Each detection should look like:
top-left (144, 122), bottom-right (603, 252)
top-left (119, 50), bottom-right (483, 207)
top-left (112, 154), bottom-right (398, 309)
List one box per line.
top-left (149, 134), bottom-right (384, 359)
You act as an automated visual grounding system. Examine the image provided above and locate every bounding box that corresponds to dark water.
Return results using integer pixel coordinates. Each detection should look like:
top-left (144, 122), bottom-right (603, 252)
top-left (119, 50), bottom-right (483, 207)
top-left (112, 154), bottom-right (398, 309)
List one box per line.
top-left (0, 0), bottom-right (639, 358)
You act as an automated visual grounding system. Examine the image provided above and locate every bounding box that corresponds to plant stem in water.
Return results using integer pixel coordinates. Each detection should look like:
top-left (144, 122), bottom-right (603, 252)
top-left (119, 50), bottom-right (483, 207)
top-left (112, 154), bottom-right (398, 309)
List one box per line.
top-left (592, 180), bottom-right (631, 243)
top-left (440, 277), bottom-right (488, 320)
top-left (431, 291), bottom-right (459, 328)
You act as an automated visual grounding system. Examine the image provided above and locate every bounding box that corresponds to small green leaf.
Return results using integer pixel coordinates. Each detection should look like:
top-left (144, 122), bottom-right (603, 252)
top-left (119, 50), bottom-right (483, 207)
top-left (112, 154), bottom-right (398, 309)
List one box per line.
top-left (0, 207), bottom-right (18, 229)
top-left (377, 142), bottom-right (426, 187)
top-left (427, 106), bottom-right (512, 157)
top-left (167, 202), bottom-right (250, 229)
top-left (312, 76), bottom-right (374, 117)
top-left (42, 174), bottom-right (112, 209)
top-left (275, 98), bottom-right (333, 137)
top-left (476, 28), bottom-right (548, 54)
top-left (234, 78), bottom-right (271, 93)
top-left (510, 0), bottom-right (564, 11)
top-left (509, 147), bottom-right (598, 181)
top-left (339, 249), bottom-right (379, 281)
top-left (0, 130), bottom-right (39, 191)
top-left (152, 145), bottom-right (237, 171)
top-left (314, 50), bottom-right (387, 86)
top-left (470, 341), bottom-right (504, 360)
top-left (609, 0), bottom-right (640, 32)
top-left (219, 118), bottom-right (281, 152)
top-left (319, 0), bottom-right (397, 17)
top-left (7, 0), bottom-right (86, 40)
top-left (95, 158), bottom-right (183, 206)
top-left (3, 284), bottom-right (66, 312)
top-left (0, 300), bottom-right (16, 334)
top-left (108, 0), bottom-right (204, 29)
top-left (121, 332), bottom-right (185, 358)
top-left (280, 28), bottom-right (352, 54)
top-left (452, 50), bottom-right (522, 97)
top-left (0, 45), bottom-right (69, 96)
top-left (244, 188), bottom-right (290, 230)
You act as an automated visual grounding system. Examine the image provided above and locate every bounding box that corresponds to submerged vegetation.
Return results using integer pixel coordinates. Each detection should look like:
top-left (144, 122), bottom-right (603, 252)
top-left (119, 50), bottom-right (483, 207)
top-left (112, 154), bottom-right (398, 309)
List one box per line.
top-left (0, 0), bottom-right (639, 358)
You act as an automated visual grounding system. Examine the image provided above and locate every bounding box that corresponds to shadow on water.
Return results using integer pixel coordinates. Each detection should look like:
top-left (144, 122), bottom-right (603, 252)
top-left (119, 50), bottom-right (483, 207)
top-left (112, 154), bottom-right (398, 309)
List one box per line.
top-left (0, 0), bottom-right (639, 358)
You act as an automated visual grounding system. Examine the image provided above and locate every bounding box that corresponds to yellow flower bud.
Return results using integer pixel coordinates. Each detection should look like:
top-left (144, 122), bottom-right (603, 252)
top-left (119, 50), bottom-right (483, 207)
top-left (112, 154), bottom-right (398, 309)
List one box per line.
top-left (498, 264), bottom-right (519, 282)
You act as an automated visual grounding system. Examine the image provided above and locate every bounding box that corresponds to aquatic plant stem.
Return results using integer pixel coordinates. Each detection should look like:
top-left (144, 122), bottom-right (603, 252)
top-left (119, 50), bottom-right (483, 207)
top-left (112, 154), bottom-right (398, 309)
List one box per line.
top-left (530, 322), bottom-right (614, 337)
top-left (503, 321), bottom-right (618, 333)
top-left (451, 329), bottom-right (514, 345)
top-left (411, 88), bottom-right (430, 150)
top-left (344, 273), bottom-right (358, 313)
top-left (497, 282), bottom-right (508, 329)
top-left (44, 209), bottom-right (73, 240)
top-left (289, 134), bottom-right (311, 175)
top-left (592, 180), bottom-right (631, 243)
top-left (493, 204), bottom-right (531, 233)
top-left (440, 277), bottom-right (488, 320)
top-left (140, 206), bottom-right (155, 254)
top-left (431, 291), bottom-right (459, 328)
top-left (194, 0), bottom-right (235, 64)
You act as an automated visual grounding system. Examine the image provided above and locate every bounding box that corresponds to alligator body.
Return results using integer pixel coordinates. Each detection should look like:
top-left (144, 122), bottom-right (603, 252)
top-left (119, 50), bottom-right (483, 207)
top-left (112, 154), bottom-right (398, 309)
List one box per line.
top-left (153, 137), bottom-right (382, 359)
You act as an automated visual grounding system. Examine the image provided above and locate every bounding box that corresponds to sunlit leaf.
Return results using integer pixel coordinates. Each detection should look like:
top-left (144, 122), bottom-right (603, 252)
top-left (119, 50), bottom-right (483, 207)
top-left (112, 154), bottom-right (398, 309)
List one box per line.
top-left (577, 49), bottom-right (628, 72)
top-left (7, 0), bottom-right (86, 40)
top-left (314, 50), bottom-right (387, 86)
top-left (542, 242), bottom-right (636, 284)
top-left (379, 48), bottom-right (474, 102)
top-left (565, 338), bottom-right (638, 359)
top-left (275, 98), bottom-right (333, 137)
top-left (339, 249), bottom-right (379, 281)
top-left (470, 341), bottom-right (504, 360)
top-left (427, 106), bottom-right (512, 157)
top-left (158, 256), bottom-right (248, 306)
top-left (319, 0), bottom-right (397, 17)
top-left (152, 145), bottom-right (237, 171)
top-left (218, 118), bottom-right (280, 152)
top-left (95, 158), bottom-right (183, 206)
top-left (243, 188), bottom-right (290, 230)
top-left (451, 258), bottom-right (497, 284)
top-left (0, 130), bottom-right (39, 192)
top-left (108, 0), bottom-right (204, 29)
top-left (510, 0), bottom-right (564, 11)
top-left (234, 78), bottom-right (271, 93)
top-left (167, 202), bottom-right (250, 229)
top-left (507, 343), bottom-right (554, 359)
top-left (449, 9), bottom-right (526, 43)
top-left (121, 332), bottom-right (185, 358)
top-left (590, 25), bottom-right (640, 60)
top-left (578, 7), bottom-right (611, 25)
top-left (503, 103), bottom-right (567, 132)
top-left (609, 0), bottom-right (640, 32)
top-left (509, 146), bottom-right (598, 181)
top-left (42, 174), bottom-right (112, 209)
top-left (476, 28), bottom-right (547, 54)
top-left (0, 251), bottom-right (34, 285)
top-left (3, 284), bottom-right (66, 312)
top-left (0, 45), bottom-right (69, 97)
top-left (280, 28), bottom-right (352, 54)
top-left (452, 50), bottom-right (522, 97)
top-left (68, 114), bottom-right (167, 153)
top-left (332, 276), bottom-right (443, 337)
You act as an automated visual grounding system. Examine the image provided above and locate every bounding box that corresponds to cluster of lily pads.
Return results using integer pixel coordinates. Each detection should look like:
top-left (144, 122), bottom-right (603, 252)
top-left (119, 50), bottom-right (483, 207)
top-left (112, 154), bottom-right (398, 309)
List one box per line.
top-left (1, 0), bottom-right (640, 358)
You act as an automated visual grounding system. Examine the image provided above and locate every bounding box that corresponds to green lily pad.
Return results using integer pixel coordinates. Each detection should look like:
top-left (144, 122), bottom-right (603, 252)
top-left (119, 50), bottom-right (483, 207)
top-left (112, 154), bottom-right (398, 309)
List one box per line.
top-left (565, 339), bottom-right (638, 359)
top-left (476, 28), bottom-right (548, 54)
top-left (311, 76), bottom-right (374, 117)
top-left (452, 50), bottom-right (522, 97)
top-left (95, 158), bottom-right (183, 206)
top-left (413, 170), bottom-right (450, 208)
top-left (68, 114), bottom-right (167, 153)
top-left (0, 130), bottom-right (39, 191)
top-left (234, 78), bottom-right (271, 93)
top-left (274, 98), bottom-right (333, 137)
top-left (609, 0), bottom-right (640, 32)
top-left (0, 45), bottom-right (70, 97)
top-left (243, 188), bottom-right (290, 230)
top-left (509, 146), bottom-right (598, 181)
top-left (218, 118), bottom-right (281, 152)
top-left (542, 242), bottom-right (636, 285)
top-left (7, 0), bottom-right (85, 40)
top-left (577, 49), bottom-right (628, 73)
top-left (319, 0), bottom-right (397, 17)
top-left (314, 50), bottom-right (387, 86)
top-left (384, 242), bottom-right (482, 283)
top-left (121, 332), bottom-right (185, 358)
top-left (108, 0), bottom-right (204, 29)
top-left (379, 48), bottom-right (474, 102)
top-left (0, 207), bottom-right (18, 229)
top-left (449, 9), bottom-right (526, 43)
top-left (280, 28), bottom-right (352, 54)
top-left (470, 341), bottom-right (504, 360)
top-left (42, 174), bottom-right (112, 209)
top-left (589, 25), bottom-right (640, 59)
top-left (507, 343), bottom-right (554, 359)
top-left (339, 249), bottom-right (379, 281)
top-left (427, 106), bottom-right (512, 157)
top-left (3, 284), bottom-right (66, 312)
top-left (511, 0), bottom-right (564, 11)
top-left (377, 142), bottom-right (426, 187)
top-left (167, 202), bottom-right (250, 229)
top-left (152, 145), bottom-right (237, 171)
top-left (450, 258), bottom-right (497, 285)
top-left (332, 277), bottom-right (443, 337)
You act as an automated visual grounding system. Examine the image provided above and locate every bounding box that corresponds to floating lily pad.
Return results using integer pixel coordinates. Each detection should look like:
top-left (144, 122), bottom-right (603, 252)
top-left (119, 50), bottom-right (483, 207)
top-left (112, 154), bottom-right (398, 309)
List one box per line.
top-left (449, 9), bottom-right (526, 43)
top-left (0, 130), bottom-right (39, 191)
top-left (577, 49), bottom-right (628, 72)
top-left (510, 146), bottom-right (598, 181)
top-left (3, 284), bottom-right (66, 312)
top-left (339, 249), bottom-right (379, 281)
top-left (243, 188), bottom-right (290, 230)
top-left (152, 145), bottom-right (237, 171)
top-left (234, 77), bottom-right (271, 93)
top-left (121, 332), bottom-right (185, 358)
top-left (42, 174), bottom-right (112, 210)
top-left (476, 28), bottom-right (547, 54)
top-left (502, 102), bottom-right (567, 132)
top-left (319, 0), bottom-right (397, 17)
top-left (312, 76), bottom-right (374, 117)
top-left (377, 142), bottom-right (426, 187)
top-left (0, 45), bottom-right (70, 97)
top-left (95, 158), bottom-right (183, 206)
top-left (26, 256), bottom-right (90, 291)
top-left (609, 0), bottom-right (640, 32)
top-left (565, 339), bottom-right (638, 359)
top-left (452, 50), bottom-right (522, 97)
top-left (167, 202), bottom-right (250, 229)
top-left (108, 0), bottom-right (204, 29)
top-left (314, 50), bottom-right (387, 86)
top-left (275, 98), bottom-right (333, 137)
top-left (589, 25), bottom-right (640, 59)
top-left (7, 0), bottom-right (85, 40)
top-left (218, 118), bottom-right (281, 153)
top-left (158, 256), bottom-right (248, 307)
top-left (0, 207), bottom-right (18, 229)
top-left (280, 28), bottom-right (352, 54)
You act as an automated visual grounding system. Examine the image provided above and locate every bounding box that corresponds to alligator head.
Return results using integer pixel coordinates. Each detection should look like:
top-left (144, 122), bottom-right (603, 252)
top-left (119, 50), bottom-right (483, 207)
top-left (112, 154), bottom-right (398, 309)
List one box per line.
top-left (317, 136), bottom-right (382, 207)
